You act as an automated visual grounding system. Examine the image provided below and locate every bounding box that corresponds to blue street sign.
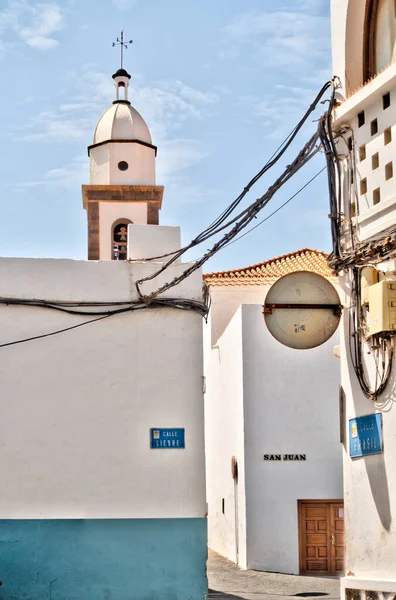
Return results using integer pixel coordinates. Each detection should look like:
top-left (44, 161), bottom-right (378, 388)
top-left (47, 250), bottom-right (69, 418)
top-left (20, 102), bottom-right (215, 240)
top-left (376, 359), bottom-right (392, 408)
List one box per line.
top-left (150, 428), bottom-right (185, 449)
top-left (349, 413), bottom-right (383, 458)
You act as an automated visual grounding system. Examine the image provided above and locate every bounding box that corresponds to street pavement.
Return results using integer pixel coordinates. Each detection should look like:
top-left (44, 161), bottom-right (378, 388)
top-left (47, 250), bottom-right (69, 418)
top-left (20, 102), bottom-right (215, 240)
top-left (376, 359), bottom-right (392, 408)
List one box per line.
top-left (207, 550), bottom-right (341, 600)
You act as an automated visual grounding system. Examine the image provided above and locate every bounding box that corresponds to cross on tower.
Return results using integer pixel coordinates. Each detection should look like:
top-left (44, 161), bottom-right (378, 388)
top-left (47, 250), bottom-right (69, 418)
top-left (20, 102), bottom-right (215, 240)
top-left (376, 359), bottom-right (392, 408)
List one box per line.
top-left (112, 29), bottom-right (133, 69)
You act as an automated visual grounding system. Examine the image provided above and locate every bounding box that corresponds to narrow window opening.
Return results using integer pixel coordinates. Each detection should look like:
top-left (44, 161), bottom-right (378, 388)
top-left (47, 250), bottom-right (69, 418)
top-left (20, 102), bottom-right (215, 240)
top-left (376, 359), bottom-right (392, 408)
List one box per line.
top-left (351, 201), bottom-right (356, 218)
top-left (221, 498), bottom-right (225, 514)
top-left (118, 83), bottom-right (126, 100)
top-left (372, 152), bottom-right (380, 170)
top-left (360, 178), bottom-right (368, 195)
top-left (347, 137), bottom-right (353, 151)
top-left (358, 111), bottom-right (365, 127)
top-left (112, 222), bottom-right (129, 260)
top-left (373, 187), bottom-right (381, 205)
top-left (383, 92), bottom-right (391, 109)
top-left (371, 118), bottom-right (378, 136)
top-left (385, 127), bottom-right (392, 144)
top-left (386, 161), bottom-right (393, 180)
top-left (359, 145), bottom-right (366, 161)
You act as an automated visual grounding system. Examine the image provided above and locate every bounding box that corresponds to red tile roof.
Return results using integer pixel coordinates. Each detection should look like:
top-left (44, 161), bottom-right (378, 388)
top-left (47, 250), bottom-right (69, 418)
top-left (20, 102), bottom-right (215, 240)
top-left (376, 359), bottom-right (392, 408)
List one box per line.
top-left (204, 248), bottom-right (335, 286)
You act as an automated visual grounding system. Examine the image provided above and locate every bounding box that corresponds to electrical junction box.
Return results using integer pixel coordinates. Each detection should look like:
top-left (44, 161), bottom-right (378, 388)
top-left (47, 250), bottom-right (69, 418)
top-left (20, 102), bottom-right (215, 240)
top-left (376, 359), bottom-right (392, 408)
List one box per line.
top-left (361, 267), bottom-right (379, 306)
top-left (369, 280), bottom-right (396, 335)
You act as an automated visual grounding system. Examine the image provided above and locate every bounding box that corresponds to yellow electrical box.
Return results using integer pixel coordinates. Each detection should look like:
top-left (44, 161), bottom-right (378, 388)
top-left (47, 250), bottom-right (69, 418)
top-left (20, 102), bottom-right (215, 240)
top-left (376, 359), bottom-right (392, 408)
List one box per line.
top-left (361, 267), bottom-right (379, 306)
top-left (369, 280), bottom-right (396, 335)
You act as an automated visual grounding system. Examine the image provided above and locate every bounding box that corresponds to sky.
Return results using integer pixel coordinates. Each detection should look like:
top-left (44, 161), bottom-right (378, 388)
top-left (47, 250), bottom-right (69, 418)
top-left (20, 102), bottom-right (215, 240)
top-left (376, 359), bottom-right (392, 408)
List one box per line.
top-left (0, 0), bottom-right (332, 272)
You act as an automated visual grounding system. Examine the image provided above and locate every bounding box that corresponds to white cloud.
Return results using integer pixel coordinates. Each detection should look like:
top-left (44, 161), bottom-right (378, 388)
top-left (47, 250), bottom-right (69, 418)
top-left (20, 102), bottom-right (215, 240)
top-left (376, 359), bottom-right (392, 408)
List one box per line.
top-left (16, 110), bottom-right (93, 141)
top-left (219, 7), bottom-right (331, 140)
top-left (16, 69), bottom-right (219, 147)
top-left (0, 1), bottom-right (64, 51)
top-left (157, 139), bottom-right (209, 183)
top-left (15, 68), bottom-right (220, 202)
top-left (237, 83), bottom-right (325, 140)
top-left (294, 0), bottom-right (327, 11)
top-left (15, 155), bottom-right (87, 191)
top-left (219, 10), bottom-right (330, 67)
top-left (112, 0), bottom-right (138, 9)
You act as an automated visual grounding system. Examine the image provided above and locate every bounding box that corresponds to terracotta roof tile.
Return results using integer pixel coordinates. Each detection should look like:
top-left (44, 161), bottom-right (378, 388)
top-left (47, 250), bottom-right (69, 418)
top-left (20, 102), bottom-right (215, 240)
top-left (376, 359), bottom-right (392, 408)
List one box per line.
top-left (204, 248), bottom-right (335, 286)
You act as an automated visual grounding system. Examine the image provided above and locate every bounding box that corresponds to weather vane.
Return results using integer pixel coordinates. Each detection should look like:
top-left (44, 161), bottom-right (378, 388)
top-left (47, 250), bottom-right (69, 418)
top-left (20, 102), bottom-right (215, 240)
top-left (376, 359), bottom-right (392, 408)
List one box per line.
top-left (112, 29), bottom-right (133, 69)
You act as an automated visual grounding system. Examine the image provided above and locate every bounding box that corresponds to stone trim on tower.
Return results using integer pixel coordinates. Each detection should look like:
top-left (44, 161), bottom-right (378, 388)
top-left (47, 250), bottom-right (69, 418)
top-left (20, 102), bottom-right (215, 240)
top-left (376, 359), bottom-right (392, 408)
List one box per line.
top-left (82, 185), bottom-right (163, 207)
top-left (83, 185), bottom-right (164, 259)
top-left (87, 201), bottom-right (100, 260)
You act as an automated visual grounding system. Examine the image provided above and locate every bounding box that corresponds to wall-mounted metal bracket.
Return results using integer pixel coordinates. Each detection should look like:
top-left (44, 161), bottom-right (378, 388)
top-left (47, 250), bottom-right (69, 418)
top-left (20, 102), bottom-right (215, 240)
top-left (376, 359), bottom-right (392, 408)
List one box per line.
top-left (263, 303), bottom-right (343, 316)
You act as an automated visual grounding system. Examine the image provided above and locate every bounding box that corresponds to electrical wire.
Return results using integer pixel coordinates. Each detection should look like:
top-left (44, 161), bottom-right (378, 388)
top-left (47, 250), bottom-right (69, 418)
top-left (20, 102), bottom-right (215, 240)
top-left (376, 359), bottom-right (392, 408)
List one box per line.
top-left (0, 294), bottom-right (210, 349)
top-left (317, 80), bottom-right (395, 399)
top-left (0, 313), bottom-right (112, 349)
top-left (221, 166), bottom-right (327, 250)
top-left (135, 131), bottom-right (321, 301)
top-left (135, 80), bottom-right (334, 265)
top-left (348, 267), bottom-right (393, 400)
top-left (0, 79), bottom-right (340, 349)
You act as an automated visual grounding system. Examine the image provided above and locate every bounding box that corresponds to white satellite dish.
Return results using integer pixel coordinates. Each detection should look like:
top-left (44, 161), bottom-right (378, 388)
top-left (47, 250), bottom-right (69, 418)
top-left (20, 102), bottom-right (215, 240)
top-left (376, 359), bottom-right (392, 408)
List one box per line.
top-left (263, 271), bottom-right (341, 350)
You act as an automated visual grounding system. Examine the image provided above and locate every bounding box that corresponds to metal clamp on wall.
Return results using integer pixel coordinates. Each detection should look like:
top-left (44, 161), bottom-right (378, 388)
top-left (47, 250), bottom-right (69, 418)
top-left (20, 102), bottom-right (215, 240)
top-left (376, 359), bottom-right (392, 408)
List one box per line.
top-left (263, 303), bottom-right (343, 316)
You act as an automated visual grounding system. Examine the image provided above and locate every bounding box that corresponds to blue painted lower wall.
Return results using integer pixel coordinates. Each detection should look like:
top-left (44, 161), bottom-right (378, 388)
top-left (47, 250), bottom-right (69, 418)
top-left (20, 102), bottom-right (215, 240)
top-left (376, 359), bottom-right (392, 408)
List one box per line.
top-left (0, 518), bottom-right (207, 600)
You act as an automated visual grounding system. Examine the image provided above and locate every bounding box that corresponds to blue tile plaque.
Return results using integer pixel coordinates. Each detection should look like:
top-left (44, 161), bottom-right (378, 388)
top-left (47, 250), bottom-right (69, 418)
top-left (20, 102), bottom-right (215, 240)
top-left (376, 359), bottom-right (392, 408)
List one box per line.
top-left (150, 428), bottom-right (185, 449)
top-left (349, 413), bottom-right (383, 458)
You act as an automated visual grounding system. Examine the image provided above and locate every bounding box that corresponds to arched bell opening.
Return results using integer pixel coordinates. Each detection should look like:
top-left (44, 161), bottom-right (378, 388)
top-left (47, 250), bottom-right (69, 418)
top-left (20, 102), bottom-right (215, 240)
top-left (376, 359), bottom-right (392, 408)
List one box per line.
top-left (112, 219), bottom-right (133, 261)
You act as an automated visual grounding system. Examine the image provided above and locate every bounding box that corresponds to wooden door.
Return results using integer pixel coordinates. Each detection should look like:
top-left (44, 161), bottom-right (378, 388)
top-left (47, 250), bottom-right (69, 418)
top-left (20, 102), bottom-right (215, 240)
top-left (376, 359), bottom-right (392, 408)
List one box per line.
top-left (330, 502), bottom-right (344, 575)
top-left (298, 500), bottom-right (344, 576)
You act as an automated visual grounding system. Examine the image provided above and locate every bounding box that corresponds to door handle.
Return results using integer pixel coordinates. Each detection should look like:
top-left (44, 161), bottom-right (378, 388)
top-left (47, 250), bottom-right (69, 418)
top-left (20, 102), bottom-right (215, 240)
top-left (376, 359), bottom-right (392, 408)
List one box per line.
top-left (331, 534), bottom-right (335, 546)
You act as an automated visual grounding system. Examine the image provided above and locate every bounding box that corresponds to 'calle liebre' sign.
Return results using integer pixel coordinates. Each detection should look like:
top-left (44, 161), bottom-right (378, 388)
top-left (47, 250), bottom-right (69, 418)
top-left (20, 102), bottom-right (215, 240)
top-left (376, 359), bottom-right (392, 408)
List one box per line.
top-left (150, 428), bottom-right (185, 449)
top-left (264, 454), bottom-right (306, 461)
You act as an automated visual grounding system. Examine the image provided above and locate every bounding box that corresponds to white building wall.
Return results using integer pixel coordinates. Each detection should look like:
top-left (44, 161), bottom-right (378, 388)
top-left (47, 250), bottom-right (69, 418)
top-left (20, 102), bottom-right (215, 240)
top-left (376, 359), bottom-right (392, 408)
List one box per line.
top-left (0, 257), bottom-right (206, 520)
top-left (331, 0), bottom-right (367, 98)
top-left (204, 307), bottom-right (248, 568)
top-left (128, 224), bottom-right (181, 262)
top-left (241, 304), bottom-right (343, 574)
top-left (331, 0), bottom-right (396, 592)
top-left (339, 271), bottom-right (396, 581)
top-left (208, 285), bottom-right (269, 345)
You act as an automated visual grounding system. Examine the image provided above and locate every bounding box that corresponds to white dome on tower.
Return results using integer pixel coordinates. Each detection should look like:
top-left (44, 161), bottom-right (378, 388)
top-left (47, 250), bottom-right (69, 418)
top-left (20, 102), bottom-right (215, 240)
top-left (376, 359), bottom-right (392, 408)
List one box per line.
top-left (93, 68), bottom-right (152, 146)
top-left (88, 67), bottom-right (156, 189)
top-left (93, 102), bottom-right (152, 145)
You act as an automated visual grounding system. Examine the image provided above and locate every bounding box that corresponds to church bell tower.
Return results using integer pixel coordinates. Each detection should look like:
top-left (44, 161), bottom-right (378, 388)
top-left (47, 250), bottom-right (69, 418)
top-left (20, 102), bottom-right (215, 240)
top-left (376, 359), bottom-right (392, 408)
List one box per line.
top-left (82, 63), bottom-right (164, 260)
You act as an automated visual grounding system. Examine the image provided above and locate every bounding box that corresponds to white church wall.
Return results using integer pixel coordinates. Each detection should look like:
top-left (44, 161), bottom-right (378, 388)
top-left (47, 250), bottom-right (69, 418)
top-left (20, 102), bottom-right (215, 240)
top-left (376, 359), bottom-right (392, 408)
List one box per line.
top-left (99, 201), bottom-right (148, 259)
top-left (204, 307), bottom-right (248, 569)
top-left (241, 304), bottom-right (343, 574)
top-left (110, 143), bottom-right (156, 186)
top-left (0, 257), bottom-right (206, 520)
top-left (89, 144), bottom-right (110, 184)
